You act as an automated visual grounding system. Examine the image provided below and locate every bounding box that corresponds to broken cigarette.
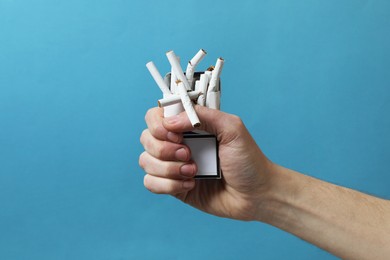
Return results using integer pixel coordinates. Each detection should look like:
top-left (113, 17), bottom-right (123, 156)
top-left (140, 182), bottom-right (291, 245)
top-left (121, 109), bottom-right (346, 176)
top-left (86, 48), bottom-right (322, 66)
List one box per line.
top-left (176, 80), bottom-right (201, 127)
top-left (158, 91), bottom-right (201, 107)
top-left (146, 61), bottom-right (171, 96)
top-left (208, 57), bottom-right (224, 93)
top-left (166, 50), bottom-right (192, 91)
top-left (186, 49), bottom-right (207, 89)
top-left (197, 73), bottom-right (210, 106)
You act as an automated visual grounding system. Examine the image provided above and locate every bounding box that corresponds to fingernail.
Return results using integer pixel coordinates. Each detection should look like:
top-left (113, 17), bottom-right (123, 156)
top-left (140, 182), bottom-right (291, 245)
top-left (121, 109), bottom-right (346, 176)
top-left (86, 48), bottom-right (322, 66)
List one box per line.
top-left (183, 180), bottom-right (195, 189)
top-left (180, 164), bottom-right (196, 177)
top-left (165, 115), bottom-right (180, 125)
top-left (167, 132), bottom-right (180, 143)
top-left (175, 148), bottom-right (188, 161)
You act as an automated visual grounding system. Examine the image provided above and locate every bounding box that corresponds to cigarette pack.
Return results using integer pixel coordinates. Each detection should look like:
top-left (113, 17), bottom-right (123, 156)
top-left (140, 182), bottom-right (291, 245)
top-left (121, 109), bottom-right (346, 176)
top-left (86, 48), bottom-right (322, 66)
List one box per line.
top-left (164, 72), bottom-right (221, 179)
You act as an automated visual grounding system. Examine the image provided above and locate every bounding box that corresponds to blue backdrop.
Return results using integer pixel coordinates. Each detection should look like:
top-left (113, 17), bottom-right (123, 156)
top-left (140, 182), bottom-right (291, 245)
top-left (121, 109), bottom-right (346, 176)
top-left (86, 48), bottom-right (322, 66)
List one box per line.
top-left (1, 0), bottom-right (389, 259)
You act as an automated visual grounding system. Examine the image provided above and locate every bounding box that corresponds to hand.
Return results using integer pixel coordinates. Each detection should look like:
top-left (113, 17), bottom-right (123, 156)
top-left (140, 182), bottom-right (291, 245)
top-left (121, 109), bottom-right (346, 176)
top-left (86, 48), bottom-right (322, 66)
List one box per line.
top-left (139, 106), bottom-right (390, 259)
top-left (139, 105), bottom-right (274, 221)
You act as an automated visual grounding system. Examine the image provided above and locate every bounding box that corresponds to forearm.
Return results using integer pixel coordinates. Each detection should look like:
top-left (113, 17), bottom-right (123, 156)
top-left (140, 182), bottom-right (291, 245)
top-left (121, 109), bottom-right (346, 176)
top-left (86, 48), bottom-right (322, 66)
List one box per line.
top-left (257, 164), bottom-right (390, 259)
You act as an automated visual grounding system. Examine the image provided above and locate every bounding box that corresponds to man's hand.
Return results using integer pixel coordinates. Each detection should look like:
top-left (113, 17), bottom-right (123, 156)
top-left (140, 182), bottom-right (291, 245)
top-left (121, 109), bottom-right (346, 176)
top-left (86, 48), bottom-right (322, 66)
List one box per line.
top-left (139, 105), bottom-right (272, 221)
top-left (139, 105), bottom-right (390, 259)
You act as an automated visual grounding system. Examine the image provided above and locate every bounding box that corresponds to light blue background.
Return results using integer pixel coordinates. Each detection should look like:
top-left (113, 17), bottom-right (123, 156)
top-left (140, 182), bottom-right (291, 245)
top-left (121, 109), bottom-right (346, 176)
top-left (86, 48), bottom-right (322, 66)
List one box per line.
top-left (1, 0), bottom-right (389, 259)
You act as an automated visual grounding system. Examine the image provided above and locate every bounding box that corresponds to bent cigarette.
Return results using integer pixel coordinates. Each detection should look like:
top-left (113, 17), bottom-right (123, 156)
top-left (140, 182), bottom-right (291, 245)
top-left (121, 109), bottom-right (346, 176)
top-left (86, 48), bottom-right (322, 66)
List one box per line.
top-left (186, 49), bottom-right (207, 89)
top-left (208, 57), bottom-right (224, 93)
top-left (158, 91), bottom-right (201, 107)
top-left (146, 61), bottom-right (171, 95)
top-left (190, 49), bottom-right (207, 66)
top-left (176, 80), bottom-right (201, 127)
top-left (166, 50), bottom-right (191, 91)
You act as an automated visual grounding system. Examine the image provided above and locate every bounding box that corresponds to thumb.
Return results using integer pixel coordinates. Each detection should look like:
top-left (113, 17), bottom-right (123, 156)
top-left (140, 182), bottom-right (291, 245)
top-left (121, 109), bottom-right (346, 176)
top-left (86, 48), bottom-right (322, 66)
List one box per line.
top-left (162, 105), bottom-right (242, 142)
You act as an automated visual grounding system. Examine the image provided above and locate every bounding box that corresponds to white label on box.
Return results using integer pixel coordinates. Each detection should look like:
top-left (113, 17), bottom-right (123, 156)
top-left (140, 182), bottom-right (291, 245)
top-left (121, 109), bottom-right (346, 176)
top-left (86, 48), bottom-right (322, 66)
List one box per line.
top-left (183, 135), bottom-right (221, 179)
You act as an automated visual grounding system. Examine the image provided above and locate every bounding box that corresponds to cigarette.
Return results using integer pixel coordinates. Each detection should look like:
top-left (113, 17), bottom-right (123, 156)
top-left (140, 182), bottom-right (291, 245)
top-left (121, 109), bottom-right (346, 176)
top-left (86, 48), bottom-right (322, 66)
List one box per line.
top-left (176, 80), bottom-right (201, 127)
top-left (158, 91), bottom-right (201, 107)
top-left (190, 49), bottom-right (207, 66)
top-left (146, 61), bottom-right (171, 96)
top-left (197, 73), bottom-right (210, 106)
top-left (163, 103), bottom-right (184, 118)
top-left (186, 49), bottom-right (207, 88)
top-left (166, 50), bottom-right (191, 91)
top-left (208, 57), bottom-right (224, 93)
top-left (206, 91), bottom-right (220, 110)
top-left (170, 70), bottom-right (177, 94)
top-left (194, 80), bottom-right (200, 92)
top-left (170, 56), bottom-right (180, 94)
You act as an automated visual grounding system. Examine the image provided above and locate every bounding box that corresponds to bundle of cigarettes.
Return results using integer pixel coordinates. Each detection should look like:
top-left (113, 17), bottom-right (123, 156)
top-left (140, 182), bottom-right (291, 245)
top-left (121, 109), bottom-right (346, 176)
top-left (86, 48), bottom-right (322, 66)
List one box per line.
top-left (146, 49), bottom-right (224, 179)
top-left (146, 49), bottom-right (224, 127)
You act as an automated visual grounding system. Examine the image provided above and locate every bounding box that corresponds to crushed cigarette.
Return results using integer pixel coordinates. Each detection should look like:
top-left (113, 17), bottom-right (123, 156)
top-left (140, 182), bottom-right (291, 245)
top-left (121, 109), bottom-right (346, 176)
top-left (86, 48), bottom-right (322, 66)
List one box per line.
top-left (176, 80), bottom-right (201, 127)
top-left (186, 49), bottom-right (207, 89)
top-left (208, 57), bottom-right (224, 93)
top-left (146, 49), bottom-right (224, 125)
top-left (166, 50), bottom-right (191, 91)
top-left (158, 91), bottom-right (201, 108)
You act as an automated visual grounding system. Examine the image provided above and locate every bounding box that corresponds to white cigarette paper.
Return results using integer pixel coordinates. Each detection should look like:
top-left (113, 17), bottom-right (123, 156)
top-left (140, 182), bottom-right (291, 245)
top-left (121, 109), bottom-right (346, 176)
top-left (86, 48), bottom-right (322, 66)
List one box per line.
top-left (176, 80), bottom-right (201, 127)
top-left (146, 61), bottom-right (171, 95)
top-left (197, 73), bottom-right (210, 106)
top-left (158, 91), bottom-right (201, 107)
top-left (206, 91), bottom-right (220, 110)
top-left (208, 57), bottom-right (224, 93)
top-left (186, 49), bottom-right (207, 89)
top-left (170, 72), bottom-right (177, 94)
top-left (163, 102), bottom-right (184, 117)
top-left (170, 56), bottom-right (180, 94)
top-left (194, 80), bottom-right (200, 92)
top-left (166, 50), bottom-right (192, 91)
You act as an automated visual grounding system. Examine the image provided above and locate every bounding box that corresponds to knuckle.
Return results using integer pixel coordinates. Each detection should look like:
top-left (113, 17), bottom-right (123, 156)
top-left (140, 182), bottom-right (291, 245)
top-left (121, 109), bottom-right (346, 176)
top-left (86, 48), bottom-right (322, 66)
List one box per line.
top-left (154, 141), bottom-right (174, 160)
top-left (154, 143), bottom-right (164, 159)
top-left (229, 114), bottom-right (245, 130)
top-left (165, 163), bottom-right (181, 178)
top-left (151, 124), bottom-right (166, 138)
top-left (165, 180), bottom-right (179, 194)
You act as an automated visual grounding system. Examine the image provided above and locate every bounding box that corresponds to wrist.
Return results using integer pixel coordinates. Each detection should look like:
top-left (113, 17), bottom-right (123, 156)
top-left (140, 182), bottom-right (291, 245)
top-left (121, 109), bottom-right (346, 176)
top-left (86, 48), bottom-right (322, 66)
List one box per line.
top-left (253, 163), bottom-right (306, 226)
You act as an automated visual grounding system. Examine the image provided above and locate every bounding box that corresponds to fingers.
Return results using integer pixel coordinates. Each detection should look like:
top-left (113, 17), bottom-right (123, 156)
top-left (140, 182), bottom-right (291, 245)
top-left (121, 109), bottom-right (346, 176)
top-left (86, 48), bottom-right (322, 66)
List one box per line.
top-left (143, 174), bottom-right (196, 194)
top-left (139, 151), bottom-right (197, 179)
top-left (140, 129), bottom-right (191, 161)
top-left (162, 105), bottom-right (245, 143)
top-left (140, 152), bottom-right (197, 194)
top-left (145, 107), bottom-right (182, 143)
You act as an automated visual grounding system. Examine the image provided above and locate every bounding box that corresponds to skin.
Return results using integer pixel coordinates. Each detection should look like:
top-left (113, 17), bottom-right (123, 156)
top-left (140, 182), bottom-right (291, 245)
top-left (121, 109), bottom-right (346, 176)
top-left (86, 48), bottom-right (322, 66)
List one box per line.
top-left (139, 105), bottom-right (390, 259)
